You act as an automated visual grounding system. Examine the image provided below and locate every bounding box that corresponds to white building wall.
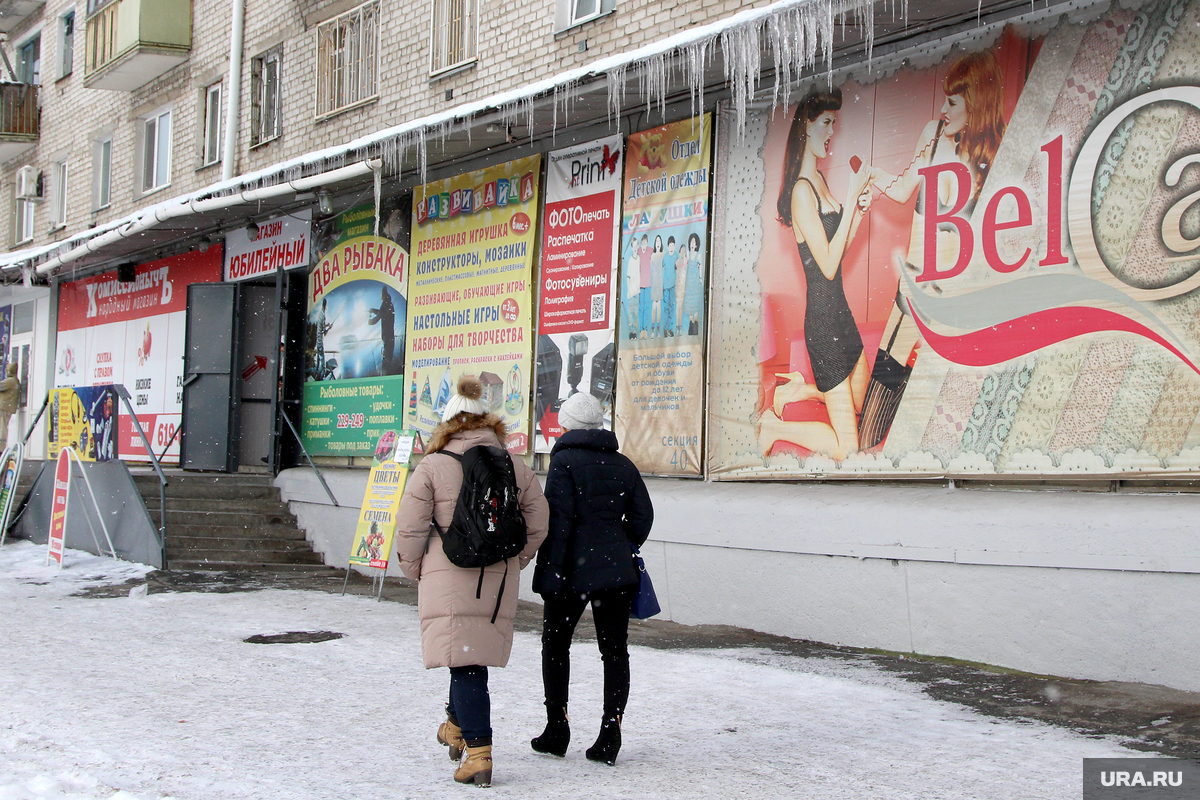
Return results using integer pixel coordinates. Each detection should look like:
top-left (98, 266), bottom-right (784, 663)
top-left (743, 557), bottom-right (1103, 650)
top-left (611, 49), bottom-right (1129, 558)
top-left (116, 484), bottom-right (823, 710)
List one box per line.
top-left (276, 467), bottom-right (1200, 692)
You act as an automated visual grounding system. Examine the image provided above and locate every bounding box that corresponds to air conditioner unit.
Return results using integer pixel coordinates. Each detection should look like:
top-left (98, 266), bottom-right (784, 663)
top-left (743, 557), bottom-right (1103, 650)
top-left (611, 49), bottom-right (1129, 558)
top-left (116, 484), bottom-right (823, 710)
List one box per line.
top-left (15, 166), bottom-right (41, 200)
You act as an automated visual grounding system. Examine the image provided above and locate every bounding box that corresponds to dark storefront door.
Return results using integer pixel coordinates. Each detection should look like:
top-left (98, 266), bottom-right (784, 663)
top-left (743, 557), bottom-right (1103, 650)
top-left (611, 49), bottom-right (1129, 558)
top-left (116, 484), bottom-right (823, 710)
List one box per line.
top-left (181, 283), bottom-right (240, 471)
top-left (237, 284), bottom-right (275, 469)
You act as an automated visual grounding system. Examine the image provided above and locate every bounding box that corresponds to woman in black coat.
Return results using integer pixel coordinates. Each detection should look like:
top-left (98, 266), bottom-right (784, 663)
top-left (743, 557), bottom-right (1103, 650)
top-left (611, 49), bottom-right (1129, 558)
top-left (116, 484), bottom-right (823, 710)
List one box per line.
top-left (530, 391), bottom-right (654, 766)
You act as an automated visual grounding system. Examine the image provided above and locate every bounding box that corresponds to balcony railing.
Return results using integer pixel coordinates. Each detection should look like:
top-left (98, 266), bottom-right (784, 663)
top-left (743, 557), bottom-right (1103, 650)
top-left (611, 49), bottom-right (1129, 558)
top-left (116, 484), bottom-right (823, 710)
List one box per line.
top-left (0, 82), bottom-right (38, 161)
top-left (0, 83), bottom-right (38, 139)
top-left (84, 0), bottom-right (191, 91)
top-left (86, 0), bottom-right (120, 75)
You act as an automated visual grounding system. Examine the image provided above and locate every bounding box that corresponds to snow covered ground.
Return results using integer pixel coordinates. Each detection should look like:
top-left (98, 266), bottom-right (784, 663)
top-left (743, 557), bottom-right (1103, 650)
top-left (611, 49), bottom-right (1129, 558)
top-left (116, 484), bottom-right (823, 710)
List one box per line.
top-left (0, 541), bottom-right (1133, 799)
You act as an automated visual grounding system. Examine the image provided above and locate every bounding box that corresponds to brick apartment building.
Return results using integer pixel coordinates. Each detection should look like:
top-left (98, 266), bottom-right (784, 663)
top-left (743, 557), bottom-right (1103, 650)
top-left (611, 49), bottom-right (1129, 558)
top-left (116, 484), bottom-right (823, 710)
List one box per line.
top-left (1, 0), bottom-right (1199, 693)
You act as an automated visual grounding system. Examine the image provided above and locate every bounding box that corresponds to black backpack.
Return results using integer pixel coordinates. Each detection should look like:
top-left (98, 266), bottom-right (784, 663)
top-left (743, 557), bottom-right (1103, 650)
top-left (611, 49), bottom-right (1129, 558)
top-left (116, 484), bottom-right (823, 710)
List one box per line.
top-left (432, 445), bottom-right (527, 622)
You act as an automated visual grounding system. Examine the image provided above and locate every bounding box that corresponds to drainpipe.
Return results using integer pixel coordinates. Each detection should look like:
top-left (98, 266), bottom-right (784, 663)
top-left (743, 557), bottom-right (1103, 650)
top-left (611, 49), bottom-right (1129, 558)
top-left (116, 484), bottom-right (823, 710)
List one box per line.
top-left (221, 0), bottom-right (246, 181)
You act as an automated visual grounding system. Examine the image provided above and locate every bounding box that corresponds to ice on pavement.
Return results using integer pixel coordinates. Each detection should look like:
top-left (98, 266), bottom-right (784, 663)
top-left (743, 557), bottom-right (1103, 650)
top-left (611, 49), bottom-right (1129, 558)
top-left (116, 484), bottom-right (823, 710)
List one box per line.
top-left (0, 541), bottom-right (1131, 799)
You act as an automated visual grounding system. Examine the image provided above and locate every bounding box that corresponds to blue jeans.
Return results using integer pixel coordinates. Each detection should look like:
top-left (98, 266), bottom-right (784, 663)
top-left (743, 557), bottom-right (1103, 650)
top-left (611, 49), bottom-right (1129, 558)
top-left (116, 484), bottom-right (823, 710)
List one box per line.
top-left (662, 287), bottom-right (676, 333)
top-left (639, 287), bottom-right (651, 332)
top-left (446, 665), bottom-right (491, 743)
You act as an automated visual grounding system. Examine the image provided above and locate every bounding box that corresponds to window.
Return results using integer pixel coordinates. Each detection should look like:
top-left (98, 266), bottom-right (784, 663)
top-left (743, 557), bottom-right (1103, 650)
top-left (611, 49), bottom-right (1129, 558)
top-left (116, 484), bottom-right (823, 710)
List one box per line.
top-left (202, 83), bottom-right (222, 166)
top-left (60, 12), bottom-right (75, 78)
top-left (93, 136), bottom-right (112, 209)
top-left (49, 159), bottom-right (68, 228)
top-left (553, 0), bottom-right (614, 33)
top-left (12, 302), bottom-right (33, 334)
top-left (316, 1), bottom-right (379, 118)
top-left (250, 47), bottom-right (281, 147)
top-left (142, 108), bottom-right (172, 193)
top-left (17, 35), bottom-right (40, 85)
top-left (429, 0), bottom-right (477, 75)
top-left (14, 192), bottom-right (34, 244)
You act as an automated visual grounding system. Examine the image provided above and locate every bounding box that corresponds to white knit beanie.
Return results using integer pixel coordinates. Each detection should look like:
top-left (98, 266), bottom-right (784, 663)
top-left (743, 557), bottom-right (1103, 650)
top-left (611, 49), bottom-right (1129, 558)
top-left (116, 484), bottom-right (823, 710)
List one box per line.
top-left (441, 375), bottom-right (486, 421)
top-left (558, 392), bottom-right (604, 430)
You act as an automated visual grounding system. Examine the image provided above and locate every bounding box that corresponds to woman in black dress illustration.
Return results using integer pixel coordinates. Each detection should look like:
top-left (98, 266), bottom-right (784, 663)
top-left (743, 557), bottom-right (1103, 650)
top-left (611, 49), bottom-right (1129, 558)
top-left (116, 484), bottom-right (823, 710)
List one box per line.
top-left (760, 87), bottom-right (876, 460)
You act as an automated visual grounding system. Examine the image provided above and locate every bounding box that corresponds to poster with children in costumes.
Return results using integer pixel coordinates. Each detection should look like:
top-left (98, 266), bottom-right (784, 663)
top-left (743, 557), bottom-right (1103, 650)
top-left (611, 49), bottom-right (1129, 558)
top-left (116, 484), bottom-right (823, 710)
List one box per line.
top-left (615, 114), bottom-right (712, 476)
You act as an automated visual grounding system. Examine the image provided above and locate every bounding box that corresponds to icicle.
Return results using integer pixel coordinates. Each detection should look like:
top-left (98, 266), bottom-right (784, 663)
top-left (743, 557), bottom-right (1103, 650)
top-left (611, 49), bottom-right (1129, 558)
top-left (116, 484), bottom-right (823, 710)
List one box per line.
top-left (552, 77), bottom-right (580, 139)
top-left (552, 84), bottom-right (560, 142)
top-left (373, 165), bottom-right (382, 236)
top-left (721, 23), bottom-right (761, 141)
top-left (681, 39), bottom-right (711, 124)
top-left (417, 127), bottom-right (428, 184)
top-left (607, 62), bottom-right (627, 124)
top-left (638, 52), bottom-right (668, 122)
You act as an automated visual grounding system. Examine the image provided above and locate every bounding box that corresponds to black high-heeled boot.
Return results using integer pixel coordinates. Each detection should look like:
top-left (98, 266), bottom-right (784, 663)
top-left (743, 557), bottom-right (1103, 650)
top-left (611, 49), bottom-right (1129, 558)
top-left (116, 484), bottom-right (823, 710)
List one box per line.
top-left (585, 714), bottom-right (622, 765)
top-left (530, 706), bottom-right (570, 756)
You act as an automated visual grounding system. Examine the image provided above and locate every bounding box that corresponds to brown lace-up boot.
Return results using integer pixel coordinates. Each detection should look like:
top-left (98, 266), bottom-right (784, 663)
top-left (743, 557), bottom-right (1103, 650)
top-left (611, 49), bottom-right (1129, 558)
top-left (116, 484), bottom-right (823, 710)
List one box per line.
top-left (436, 717), bottom-right (464, 761)
top-left (453, 743), bottom-right (493, 787)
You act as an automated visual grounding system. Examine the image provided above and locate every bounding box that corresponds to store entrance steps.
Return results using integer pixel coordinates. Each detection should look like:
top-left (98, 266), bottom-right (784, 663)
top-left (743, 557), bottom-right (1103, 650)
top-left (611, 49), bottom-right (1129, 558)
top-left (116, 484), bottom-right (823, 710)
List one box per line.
top-left (131, 472), bottom-right (331, 572)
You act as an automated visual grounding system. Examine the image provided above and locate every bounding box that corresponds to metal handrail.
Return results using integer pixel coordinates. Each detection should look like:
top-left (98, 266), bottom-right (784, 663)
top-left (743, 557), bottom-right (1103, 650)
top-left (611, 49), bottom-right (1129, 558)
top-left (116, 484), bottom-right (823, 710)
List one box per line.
top-left (279, 404), bottom-right (339, 507)
top-left (21, 395), bottom-right (49, 447)
top-left (113, 385), bottom-right (169, 570)
top-left (158, 422), bottom-right (181, 463)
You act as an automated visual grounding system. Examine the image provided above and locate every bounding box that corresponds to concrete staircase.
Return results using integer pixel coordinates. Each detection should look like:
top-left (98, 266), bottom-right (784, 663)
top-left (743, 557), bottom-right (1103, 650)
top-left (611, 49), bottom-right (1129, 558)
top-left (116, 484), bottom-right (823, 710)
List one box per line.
top-left (133, 473), bottom-right (329, 571)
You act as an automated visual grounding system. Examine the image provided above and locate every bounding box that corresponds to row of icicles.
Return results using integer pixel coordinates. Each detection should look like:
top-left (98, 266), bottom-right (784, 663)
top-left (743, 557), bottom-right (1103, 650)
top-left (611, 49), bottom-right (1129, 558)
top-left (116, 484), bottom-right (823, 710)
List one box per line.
top-left (269, 0), bottom-right (902, 196)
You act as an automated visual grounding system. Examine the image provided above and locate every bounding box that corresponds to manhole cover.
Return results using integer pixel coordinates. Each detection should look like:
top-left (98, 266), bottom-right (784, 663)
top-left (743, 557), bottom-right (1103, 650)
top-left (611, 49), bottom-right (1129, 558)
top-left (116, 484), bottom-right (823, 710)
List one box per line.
top-left (244, 631), bottom-right (344, 644)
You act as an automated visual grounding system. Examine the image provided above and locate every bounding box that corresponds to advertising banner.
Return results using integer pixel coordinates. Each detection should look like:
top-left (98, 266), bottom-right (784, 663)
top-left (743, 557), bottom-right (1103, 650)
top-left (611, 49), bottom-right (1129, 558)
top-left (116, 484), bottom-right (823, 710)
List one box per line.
top-left (224, 209), bottom-right (312, 282)
top-left (407, 155), bottom-right (541, 453)
top-left (46, 448), bottom-right (70, 566)
top-left (46, 386), bottom-right (118, 462)
top-left (301, 197), bottom-right (410, 457)
top-left (349, 430), bottom-right (415, 570)
top-left (535, 135), bottom-right (623, 451)
top-left (55, 249), bottom-right (222, 463)
top-left (0, 442), bottom-right (22, 544)
top-left (711, 5), bottom-right (1200, 478)
top-left (615, 114), bottom-right (712, 475)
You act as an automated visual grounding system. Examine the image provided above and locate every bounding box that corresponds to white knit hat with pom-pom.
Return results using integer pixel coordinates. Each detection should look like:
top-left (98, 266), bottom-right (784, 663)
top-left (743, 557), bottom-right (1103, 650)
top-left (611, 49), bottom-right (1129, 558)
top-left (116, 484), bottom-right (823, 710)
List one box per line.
top-left (441, 375), bottom-right (486, 421)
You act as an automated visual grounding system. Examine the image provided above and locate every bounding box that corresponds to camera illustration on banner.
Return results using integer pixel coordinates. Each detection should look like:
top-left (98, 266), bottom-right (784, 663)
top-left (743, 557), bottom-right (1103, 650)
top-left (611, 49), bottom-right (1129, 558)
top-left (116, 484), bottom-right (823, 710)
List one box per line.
top-left (534, 331), bottom-right (615, 449)
top-left (534, 134), bottom-right (624, 453)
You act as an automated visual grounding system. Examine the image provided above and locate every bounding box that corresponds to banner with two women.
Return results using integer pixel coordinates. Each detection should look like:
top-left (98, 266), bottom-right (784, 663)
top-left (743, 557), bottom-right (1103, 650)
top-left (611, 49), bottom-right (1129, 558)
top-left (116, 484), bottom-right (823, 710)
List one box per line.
top-left (711, 2), bottom-right (1200, 478)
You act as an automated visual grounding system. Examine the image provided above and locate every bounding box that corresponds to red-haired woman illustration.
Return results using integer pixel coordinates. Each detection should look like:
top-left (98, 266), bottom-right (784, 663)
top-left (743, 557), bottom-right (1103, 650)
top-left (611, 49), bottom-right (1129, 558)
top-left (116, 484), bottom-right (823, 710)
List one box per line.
top-left (858, 51), bottom-right (1007, 449)
top-left (760, 87), bottom-right (877, 460)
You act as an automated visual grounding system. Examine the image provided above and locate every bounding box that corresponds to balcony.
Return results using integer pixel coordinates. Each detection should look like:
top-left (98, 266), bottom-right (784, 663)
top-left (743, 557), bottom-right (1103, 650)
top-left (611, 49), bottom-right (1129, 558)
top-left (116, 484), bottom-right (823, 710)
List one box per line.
top-left (84, 0), bottom-right (191, 91)
top-left (0, 0), bottom-right (45, 35)
top-left (0, 83), bottom-right (38, 162)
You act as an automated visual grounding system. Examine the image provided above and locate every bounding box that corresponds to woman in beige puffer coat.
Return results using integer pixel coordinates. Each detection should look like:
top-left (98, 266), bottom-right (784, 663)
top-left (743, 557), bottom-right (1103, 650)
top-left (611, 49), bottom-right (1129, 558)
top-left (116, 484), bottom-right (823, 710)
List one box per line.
top-left (395, 376), bottom-right (549, 787)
